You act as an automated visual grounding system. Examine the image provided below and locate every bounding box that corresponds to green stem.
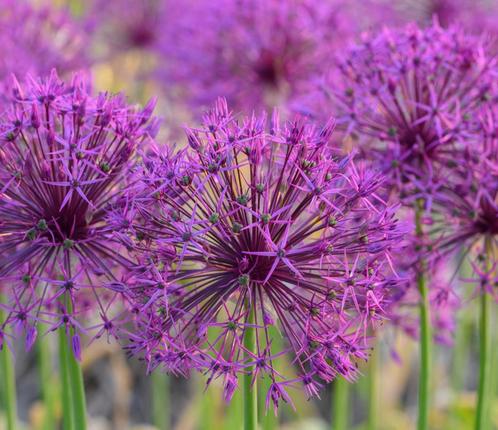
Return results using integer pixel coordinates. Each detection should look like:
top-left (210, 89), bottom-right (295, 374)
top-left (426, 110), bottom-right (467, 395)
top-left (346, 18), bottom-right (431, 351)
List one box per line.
top-left (366, 347), bottom-right (378, 430)
top-left (224, 385), bottom-right (243, 430)
top-left (37, 326), bottom-right (56, 430)
top-left (332, 377), bottom-right (349, 430)
top-left (475, 238), bottom-right (492, 430)
top-left (152, 372), bottom-right (170, 430)
top-left (416, 203), bottom-right (431, 430)
top-left (261, 328), bottom-right (279, 430)
top-left (59, 327), bottom-right (74, 430)
top-left (244, 305), bottom-right (257, 430)
top-left (0, 307), bottom-right (17, 430)
top-left (67, 340), bottom-right (87, 428)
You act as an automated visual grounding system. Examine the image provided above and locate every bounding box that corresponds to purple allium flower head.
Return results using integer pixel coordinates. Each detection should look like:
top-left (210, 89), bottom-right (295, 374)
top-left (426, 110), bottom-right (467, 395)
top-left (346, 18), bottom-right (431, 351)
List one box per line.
top-left (85, 0), bottom-right (166, 54)
top-left (0, 0), bottom-right (87, 80)
top-left (428, 106), bottom-right (498, 299)
top-left (156, 0), bottom-right (390, 114)
top-left (0, 70), bottom-right (158, 354)
top-left (123, 99), bottom-right (405, 408)
top-left (313, 21), bottom-right (496, 201)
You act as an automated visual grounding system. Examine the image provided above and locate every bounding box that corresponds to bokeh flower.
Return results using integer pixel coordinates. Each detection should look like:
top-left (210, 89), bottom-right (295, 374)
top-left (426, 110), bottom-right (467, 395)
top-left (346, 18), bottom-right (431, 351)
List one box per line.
top-left (85, 0), bottom-right (166, 55)
top-left (312, 21), bottom-right (496, 200)
top-left (0, 70), bottom-right (158, 354)
top-left (428, 106), bottom-right (498, 298)
top-left (397, 0), bottom-right (498, 33)
top-left (0, 0), bottom-right (87, 80)
top-left (156, 0), bottom-right (391, 114)
top-left (122, 99), bottom-right (405, 409)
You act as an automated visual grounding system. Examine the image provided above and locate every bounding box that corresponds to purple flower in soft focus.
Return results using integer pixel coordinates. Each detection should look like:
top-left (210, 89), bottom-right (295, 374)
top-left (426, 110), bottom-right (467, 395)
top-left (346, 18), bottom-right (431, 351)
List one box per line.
top-left (0, 0), bottom-right (87, 80)
top-left (398, 0), bottom-right (498, 33)
top-left (312, 21), bottom-right (496, 201)
top-left (122, 99), bottom-right (405, 409)
top-left (156, 0), bottom-right (392, 113)
top-left (0, 70), bottom-right (158, 355)
top-left (389, 253), bottom-right (461, 345)
top-left (428, 107), bottom-right (498, 299)
top-left (85, 0), bottom-right (166, 54)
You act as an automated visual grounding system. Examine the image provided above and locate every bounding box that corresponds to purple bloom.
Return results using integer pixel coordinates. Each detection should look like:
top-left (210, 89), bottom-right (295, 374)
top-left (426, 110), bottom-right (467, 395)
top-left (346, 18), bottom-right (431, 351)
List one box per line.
top-left (156, 0), bottom-right (390, 113)
top-left (428, 107), bottom-right (498, 299)
top-left (84, 0), bottom-right (166, 54)
top-left (312, 21), bottom-right (496, 200)
top-left (399, 1), bottom-right (498, 32)
top-left (123, 99), bottom-right (405, 408)
top-left (0, 70), bottom-right (158, 354)
top-left (0, 0), bottom-right (87, 80)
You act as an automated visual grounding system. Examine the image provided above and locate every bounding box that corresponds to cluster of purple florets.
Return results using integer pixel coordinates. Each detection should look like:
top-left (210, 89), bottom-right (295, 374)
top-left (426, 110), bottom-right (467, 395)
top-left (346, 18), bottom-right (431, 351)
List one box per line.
top-left (118, 99), bottom-right (405, 406)
top-left (1, 0), bottom-right (498, 409)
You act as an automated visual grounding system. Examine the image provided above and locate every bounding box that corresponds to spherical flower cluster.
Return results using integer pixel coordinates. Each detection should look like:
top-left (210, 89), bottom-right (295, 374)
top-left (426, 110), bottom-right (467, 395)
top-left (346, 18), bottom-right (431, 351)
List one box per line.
top-left (0, 0), bottom-right (87, 81)
top-left (122, 99), bottom-right (405, 408)
top-left (156, 0), bottom-right (386, 113)
top-left (429, 107), bottom-right (498, 299)
top-left (315, 22), bottom-right (496, 200)
top-left (85, 0), bottom-right (166, 54)
top-left (0, 70), bottom-right (158, 355)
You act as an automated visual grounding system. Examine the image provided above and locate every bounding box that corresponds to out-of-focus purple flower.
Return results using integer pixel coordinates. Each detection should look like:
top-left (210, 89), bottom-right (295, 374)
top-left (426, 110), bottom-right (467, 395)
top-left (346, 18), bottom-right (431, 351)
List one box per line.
top-left (428, 107), bottom-right (498, 299)
top-left (156, 0), bottom-right (394, 114)
top-left (311, 21), bottom-right (496, 201)
top-left (84, 0), bottom-right (166, 55)
top-left (122, 99), bottom-right (405, 409)
top-left (397, 0), bottom-right (498, 33)
top-left (0, 70), bottom-right (157, 355)
top-left (389, 253), bottom-right (461, 345)
top-left (0, 0), bottom-right (87, 81)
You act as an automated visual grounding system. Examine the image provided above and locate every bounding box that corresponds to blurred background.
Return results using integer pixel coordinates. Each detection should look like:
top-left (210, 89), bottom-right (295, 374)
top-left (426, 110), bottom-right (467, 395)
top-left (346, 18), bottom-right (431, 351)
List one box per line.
top-left (1, 0), bottom-right (498, 429)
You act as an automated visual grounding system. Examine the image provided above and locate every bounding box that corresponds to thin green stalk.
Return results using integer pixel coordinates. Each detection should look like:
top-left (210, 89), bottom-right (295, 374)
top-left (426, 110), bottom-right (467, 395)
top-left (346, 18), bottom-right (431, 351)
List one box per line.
top-left (415, 202), bottom-right (431, 430)
top-left (366, 347), bottom-right (378, 430)
top-left (0, 307), bottom-right (17, 430)
top-left (37, 326), bottom-right (57, 430)
top-left (198, 382), bottom-right (214, 430)
top-left (152, 372), bottom-right (170, 430)
top-left (475, 237), bottom-right (493, 430)
top-left (261, 326), bottom-right (279, 430)
top-left (332, 377), bottom-right (349, 430)
top-left (59, 327), bottom-right (74, 430)
top-left (224, 385), bottom-right (243, 430)
top-left (244, 305), bottom-right (257, 430)
top-left (66, 311), bottom-right (87, 430)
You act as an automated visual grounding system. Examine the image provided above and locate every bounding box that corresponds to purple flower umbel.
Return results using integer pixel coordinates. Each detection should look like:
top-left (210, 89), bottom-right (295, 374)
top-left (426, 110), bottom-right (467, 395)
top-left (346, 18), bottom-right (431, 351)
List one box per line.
top-left (429, 107), bottom-right (498, 298)
top-left (0, 70), bottom-right (157, 353)
top-left (317, 21), bottom-right (496, 200)
top-left (156, 0), bottom-right (378, 113)
top-left (124, 99), bottom-right (404, 409)
top-left (0, 0), bottom-right (87, 80)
